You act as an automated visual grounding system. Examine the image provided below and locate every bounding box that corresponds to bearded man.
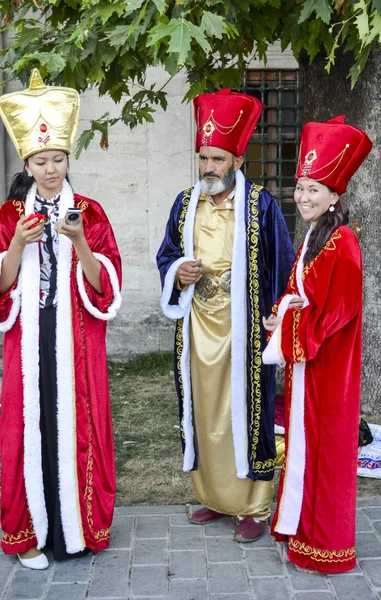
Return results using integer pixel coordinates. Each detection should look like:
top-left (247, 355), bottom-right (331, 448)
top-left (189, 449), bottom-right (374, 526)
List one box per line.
top-left (156, 89), bottom-right (294, 542)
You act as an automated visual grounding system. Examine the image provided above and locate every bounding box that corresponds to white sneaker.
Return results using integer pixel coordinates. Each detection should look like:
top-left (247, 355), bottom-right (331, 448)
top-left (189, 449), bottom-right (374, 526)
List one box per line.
top-left (17, 552), bottom-right (49, 570)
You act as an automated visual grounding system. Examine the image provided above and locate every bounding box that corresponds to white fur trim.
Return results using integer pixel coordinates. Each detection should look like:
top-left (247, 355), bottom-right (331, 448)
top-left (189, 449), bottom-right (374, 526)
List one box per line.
top-left (160, 257), bottom-right (195, 320)
top-left (159, 184), bottom-right (201, 471)
top-left (56, 179), bottom-right (85, 552)
top-left (274, 228), bottom-right (311, 535)
top-left (0, 251), bottom-right (21, 332)
top-left (262, 294), bottom-right (301, 366)
top-left (275, 425), bottom-right (285, 435)
top-left (230, 170), bottom-right (249, 478)
top-left (179, 183), bottom-right (201, 472)
top-left (76, 253), bottom-right (122, 321)
top-left (20, 183), bottom-right (48, 548)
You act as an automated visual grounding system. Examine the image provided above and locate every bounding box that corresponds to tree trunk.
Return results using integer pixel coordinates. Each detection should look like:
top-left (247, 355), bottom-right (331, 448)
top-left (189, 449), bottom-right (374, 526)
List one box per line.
top-left (298, 49), bottom-right (381, 414)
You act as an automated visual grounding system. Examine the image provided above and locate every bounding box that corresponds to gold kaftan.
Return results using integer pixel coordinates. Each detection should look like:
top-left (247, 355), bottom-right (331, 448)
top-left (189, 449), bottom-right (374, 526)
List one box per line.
top-left (190, 193), bottom-right (273, 519)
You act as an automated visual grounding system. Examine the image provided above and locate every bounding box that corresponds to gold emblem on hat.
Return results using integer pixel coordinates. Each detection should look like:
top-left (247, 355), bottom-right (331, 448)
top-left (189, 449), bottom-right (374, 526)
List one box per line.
top-left (302, 149), bottom-right (318, 176)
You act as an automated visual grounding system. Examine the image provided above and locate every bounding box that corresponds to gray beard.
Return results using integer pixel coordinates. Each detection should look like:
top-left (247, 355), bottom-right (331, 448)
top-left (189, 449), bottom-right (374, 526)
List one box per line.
top-left (200, 164), bottom-right (236, 196)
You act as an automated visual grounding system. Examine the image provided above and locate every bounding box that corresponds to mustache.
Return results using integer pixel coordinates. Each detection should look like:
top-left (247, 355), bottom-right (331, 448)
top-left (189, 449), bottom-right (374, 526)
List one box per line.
top-left (203, 172), bottom-right (220, 178)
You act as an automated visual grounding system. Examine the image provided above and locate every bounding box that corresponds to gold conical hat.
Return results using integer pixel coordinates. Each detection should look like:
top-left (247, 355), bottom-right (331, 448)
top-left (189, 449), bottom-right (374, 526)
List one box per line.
top-left (0, 69), bottom-right (80, 160)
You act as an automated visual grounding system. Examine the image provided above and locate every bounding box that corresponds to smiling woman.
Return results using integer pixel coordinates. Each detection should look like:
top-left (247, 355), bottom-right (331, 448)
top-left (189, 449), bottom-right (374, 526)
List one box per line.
top-left (0, 69), bottom-right (122, 569)
top-left (262, 115), bottom-right (372, 574)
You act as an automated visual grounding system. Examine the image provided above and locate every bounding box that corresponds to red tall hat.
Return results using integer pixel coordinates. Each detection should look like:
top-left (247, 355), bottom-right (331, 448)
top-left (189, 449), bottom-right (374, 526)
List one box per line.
top-left (193, 89), bottom-right (262, 156)
top-left (296, 116), bottom-right (372, 194)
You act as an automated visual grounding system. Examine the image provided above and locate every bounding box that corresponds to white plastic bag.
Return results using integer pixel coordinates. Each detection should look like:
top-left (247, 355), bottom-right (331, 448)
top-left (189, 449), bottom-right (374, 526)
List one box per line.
top-left (357, 423), bottom-right (381, 479)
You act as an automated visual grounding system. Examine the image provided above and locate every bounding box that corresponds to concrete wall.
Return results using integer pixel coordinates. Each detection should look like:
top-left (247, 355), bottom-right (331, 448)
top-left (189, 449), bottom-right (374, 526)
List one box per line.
top-left (2, 44), bottom-right (297, 359)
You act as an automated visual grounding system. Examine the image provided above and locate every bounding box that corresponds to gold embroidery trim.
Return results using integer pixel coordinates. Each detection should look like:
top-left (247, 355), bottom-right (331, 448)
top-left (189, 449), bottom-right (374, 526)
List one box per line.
top-left (302, 230), bottom-right (342, 280)
top-left (178, 188), bottom-right (192, 253)
top-left (292, 309), bottom-right (305, 363)
top-left (2, 521), bottom-right (36, 546)
top-left (175, 189), bottom-right (192, 441)
top-left (12, 199), bottom-right (24, 217)
top-left (289, 538), bottom-right (356, 563)
top-left (77, 293), bottom-right (111, 544)
top-left (247, 184), bottom-right (275, 473)
top-left (76, 199), bottom-right (89, 211)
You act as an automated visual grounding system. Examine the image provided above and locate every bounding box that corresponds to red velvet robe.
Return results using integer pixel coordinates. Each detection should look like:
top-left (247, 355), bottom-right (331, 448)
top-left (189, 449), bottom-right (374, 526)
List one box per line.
top-left (0, 190), bottom-right (122, 555)
top-left (269, 226), bottom-right (361, 573)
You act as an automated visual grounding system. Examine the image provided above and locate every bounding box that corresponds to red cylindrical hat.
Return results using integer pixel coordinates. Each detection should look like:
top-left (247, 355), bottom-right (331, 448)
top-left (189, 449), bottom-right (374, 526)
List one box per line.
top-left (296, 116), bottom-right (372, 194)
top-left (193, 89), bottom-right (262, 156)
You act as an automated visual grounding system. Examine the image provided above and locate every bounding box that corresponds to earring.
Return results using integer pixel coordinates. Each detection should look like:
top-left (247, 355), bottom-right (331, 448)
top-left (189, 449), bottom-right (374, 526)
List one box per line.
top-left (328, 204), bottom-right (335, 212)
top-left (27, 171), bottom-right (33, 178)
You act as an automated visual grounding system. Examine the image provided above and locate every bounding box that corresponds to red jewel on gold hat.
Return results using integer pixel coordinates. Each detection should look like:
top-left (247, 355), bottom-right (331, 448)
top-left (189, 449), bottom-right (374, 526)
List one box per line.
top-left (40, 123), bottom-right (47, 133)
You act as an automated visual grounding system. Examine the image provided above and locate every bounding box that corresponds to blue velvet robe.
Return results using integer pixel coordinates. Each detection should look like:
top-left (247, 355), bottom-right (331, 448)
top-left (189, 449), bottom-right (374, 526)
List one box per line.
top-left (157, 180), bottom-right (295, 480)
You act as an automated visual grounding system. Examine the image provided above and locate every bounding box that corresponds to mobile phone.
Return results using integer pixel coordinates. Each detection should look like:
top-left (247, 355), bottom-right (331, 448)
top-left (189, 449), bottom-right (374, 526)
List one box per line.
top-left (64, 208), bottom-right (81, 226)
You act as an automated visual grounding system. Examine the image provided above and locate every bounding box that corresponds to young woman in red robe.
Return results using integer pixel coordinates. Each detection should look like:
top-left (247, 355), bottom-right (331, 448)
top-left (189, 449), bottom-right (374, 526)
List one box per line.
top-left (0, 70), bottom-right (122, 569)
top-left (262, 116), bottom-right (372, 574)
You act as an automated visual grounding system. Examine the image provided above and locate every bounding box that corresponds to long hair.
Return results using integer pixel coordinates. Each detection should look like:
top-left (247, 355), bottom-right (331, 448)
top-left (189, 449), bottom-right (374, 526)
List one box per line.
top-left (303, 197), bottom-right (349, 265)
top-left (6, 157), bottom-right (71, 202)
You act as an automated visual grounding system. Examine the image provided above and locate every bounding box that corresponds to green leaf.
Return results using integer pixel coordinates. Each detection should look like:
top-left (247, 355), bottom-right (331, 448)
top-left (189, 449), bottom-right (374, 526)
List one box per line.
top-left (354, 0), bottom-right (370, 41)
top-left (372, 0), bottom-right (381, 12)
top-left (105, 25), bottom-right (130, 47)
top-left (98, 2), bottom-right (125, 25)
top-left (123, 0), bottom-right (144, 16)
top-left (183, 78), bottom-right (207, 102)
top-left (187, 22), bottom-right (212, 54)
top-left (74, 129), bottom-right (95, 159)
top-left (167, 19), bottom-right (191, 63)
top-left (30, 52), bottom-right (66, 74)
top-left (298, 0), bottom-right (332, 25)
top-left (201, 11), bottom-right (226, 39)
top-left (365, 10), bottom-right (381, 45)
top-left (152, 0), bottom-right (167, 13)
top-left (147, 18), bottom-right (179, 46)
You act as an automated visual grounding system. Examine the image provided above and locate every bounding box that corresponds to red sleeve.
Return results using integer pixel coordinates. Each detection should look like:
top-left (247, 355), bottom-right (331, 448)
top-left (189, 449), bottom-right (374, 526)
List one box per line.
top-left (76, 196), bottom-right (122, 314)
top-left (0, 202), bottom-right (22, 321)
top-left (280, 229), bottom-right (362, 363)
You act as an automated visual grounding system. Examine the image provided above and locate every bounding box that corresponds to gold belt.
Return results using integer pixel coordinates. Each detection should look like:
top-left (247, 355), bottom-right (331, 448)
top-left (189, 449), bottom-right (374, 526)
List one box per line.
top-left (195, 270), bottom-right (231, 298)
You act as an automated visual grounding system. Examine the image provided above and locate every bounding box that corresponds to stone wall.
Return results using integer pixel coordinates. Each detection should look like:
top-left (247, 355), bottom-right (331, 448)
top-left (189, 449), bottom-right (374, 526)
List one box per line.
top-left (2, 44), bottom-right (297, 359)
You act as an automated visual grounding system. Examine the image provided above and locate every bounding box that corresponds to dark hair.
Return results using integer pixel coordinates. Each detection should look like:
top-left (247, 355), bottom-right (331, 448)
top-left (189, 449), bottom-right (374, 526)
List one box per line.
top-left (303, 197), bottom-right (349, 265)
top-left (6, 156), bottom-right (71, 202)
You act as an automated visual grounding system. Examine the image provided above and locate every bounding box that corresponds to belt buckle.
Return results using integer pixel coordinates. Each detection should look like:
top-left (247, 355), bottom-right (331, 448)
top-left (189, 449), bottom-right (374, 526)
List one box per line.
top-left (196, 275), bottom-right (218, 298)
top-left (220, 270), bottom-right (231, 294)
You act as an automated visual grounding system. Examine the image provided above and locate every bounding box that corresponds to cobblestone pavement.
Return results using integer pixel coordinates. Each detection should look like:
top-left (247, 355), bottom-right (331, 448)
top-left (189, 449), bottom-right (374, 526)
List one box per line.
top-left (1, 498), bottom-right (381, 600)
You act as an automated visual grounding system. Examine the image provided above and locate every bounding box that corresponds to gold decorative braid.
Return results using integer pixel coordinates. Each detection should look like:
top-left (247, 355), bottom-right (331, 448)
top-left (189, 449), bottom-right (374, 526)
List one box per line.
top-left (175, 319), bottom-right (185, 441)
top-left (302, 229), bottom-right (342, 280)
top-left (76, 199), bottom-right (89, 211)
top-left (12, 199), bottom-right (24, 217)
top-left (178, 188), bottom-right (192, 252)
top-left (247, 184), bottom-right (275, 473)
top-left (289, 537), bottom-right (356, 563)
top-left (174, 189), bottom-right (192, 440)
top-left (2, 519), bottom-right (36, 546)
top-left (76, 291), bottom-right (110, 544)
top-left (292, 309), bottom-right (305, 362)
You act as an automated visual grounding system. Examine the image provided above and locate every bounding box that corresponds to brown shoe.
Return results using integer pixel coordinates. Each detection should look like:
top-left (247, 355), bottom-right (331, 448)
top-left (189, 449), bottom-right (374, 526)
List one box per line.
top-left (233, 517), bottom-right (266, 542)
top-left (190, 507), bottom-right (225, 524)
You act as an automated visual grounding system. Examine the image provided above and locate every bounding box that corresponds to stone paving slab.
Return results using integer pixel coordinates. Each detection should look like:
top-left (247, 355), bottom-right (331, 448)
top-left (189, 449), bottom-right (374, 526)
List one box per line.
top-left (0, 499), bottom-right (380, 599)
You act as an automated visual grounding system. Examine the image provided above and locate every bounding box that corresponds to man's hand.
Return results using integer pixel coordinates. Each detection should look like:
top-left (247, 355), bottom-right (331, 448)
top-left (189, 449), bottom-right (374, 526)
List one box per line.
top-left (176, 259), bottom-right (202, 287)
top-left (262, 314), bottom-right (282, 332)
top-left (12, 215), bottom-right (44, 249)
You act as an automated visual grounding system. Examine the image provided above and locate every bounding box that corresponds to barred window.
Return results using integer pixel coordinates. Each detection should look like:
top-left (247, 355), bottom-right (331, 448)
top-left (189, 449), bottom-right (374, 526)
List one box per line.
top-left (243, 69), bottom-right (302, 239)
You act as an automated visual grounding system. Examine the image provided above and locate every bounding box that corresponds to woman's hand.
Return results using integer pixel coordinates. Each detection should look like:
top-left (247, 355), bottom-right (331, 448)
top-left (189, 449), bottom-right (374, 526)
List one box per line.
top-left (177, 259), bottom-right (202, 286)
top-left (54, 214), bottom-right (85, 246)
top-left (262, 314), bottom-right (282, 332)
top-left (12, 215), bottom-right (44, 249)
